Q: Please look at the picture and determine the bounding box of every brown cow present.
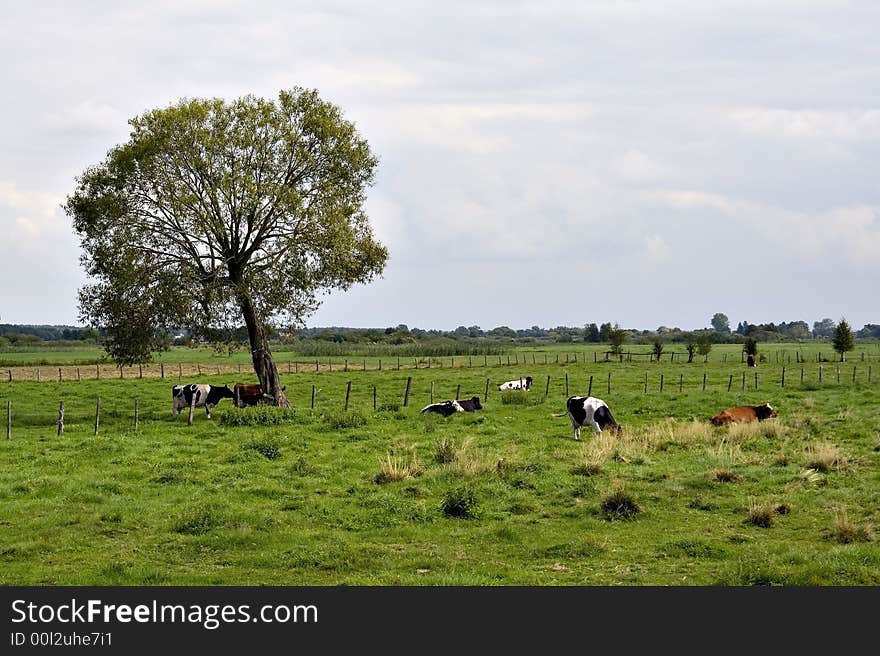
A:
[233,383,274,407]
[710,402,777,426]
[746,354,756,367]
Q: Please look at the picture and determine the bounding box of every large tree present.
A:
[66,88,388,406]
[710,313,730,333]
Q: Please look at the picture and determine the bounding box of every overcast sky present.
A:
[1,1,878,332]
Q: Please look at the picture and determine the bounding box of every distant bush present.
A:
[376,402,400,413]
[600,489,640,520]
[217,405,297,426]
[172,503,223,535]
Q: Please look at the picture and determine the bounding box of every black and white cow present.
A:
[456,396,483,412]
[498,376,533,391]
[564,396,622,440]
[172,384,235,418]
[420,400,464,417]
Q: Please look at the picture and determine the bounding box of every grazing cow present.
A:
[498,376,533,391]
[171,384,235,418]
[420,400,464,417]
[747,354,756,367]
[456,396,483,412]
[710,403,777,426]
[564,396,622,441]
[233,383,273,408]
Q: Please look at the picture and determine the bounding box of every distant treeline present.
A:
[2,319,878,350]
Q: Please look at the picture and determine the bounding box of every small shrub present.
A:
[688,496,715,511]
[500,390,543,406]
[217,405,297,426]
[325,411,367,430]
[600,489,640,520]
[172,504,223,535]
[377,403,400,413]
[243,437,281,460]
[441,485,479,518]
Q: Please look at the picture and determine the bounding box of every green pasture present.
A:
[1,346,878,585]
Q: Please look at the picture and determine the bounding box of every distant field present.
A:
[1,343,878,585]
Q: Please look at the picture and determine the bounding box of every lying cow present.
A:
[420,400,464,417]
[710,403,777,426]
[420,396,483,416]
[456,396,482,412]
[564,396,622,441]
[171,383,234,418]
[498,376,533,391]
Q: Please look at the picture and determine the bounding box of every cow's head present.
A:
[524,376,533,387]
[217,385,235,398]
[469,396,482,410]
[756,403,777,420]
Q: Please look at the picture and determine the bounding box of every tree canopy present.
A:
[66,88,388,405]
[832,318,855,361]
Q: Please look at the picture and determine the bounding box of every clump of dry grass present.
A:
[828,507,874,544]
[571,461,603,477]
[803,396,814,409]
[436,438,498,477]
[375,446,424,484]
[726,420,785,442]
[770,452,790,467]
[804,442,847,472]
[797,468,825,487]
[707,438,744,465]
[746,497,776,528]
[630,419,709,450]
[711,468,739,483]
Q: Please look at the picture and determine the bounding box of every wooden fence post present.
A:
[344,381,352,411]
[7,369,11,382]
[379,359,382,371]
[819,365,823,383]
[119,366,123,379]
[702,373,707,392]
[587,375,593,397]
[139,364,143,379]
[36,368,40,382]
[430,381,435,404]
[836,366,840,384]
[607,372,612,395]
[373,385,377,410]
[311,385,316,409]
[178,363,182,380]
[754,371,758,390]
[679,374,683,393]
[456,384,461,400]
[868,366,872,384]
[134,398,139,430]
[728,374,733,392]
[800,368,804,384]
[6,400,10,439]
[94,398,100,435]
[485,378,490,402]
[57,401,64,436]
[316,360,319,373]
[58,368,62,382]
[403,377,412,407]
[197,363,201,376]
[344,360,348,372]
[644,371,648,394]
[160,363,164,379]
[660,374,664,393]
[97,364,100,379]
[544,375,551,402]
[77,367,81,381]
[781,367,785,388]
[741,372,745,390]
[565,372,569,396]
[852,366,856,383]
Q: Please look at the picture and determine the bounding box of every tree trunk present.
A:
[236,287,290,408]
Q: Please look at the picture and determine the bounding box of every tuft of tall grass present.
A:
[599,487,640,520]
[441,485,479,519]
[828,507,873,544]
[804,442,847,472]
[375,450,424,484]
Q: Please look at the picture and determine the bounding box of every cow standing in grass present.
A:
[172,384,235,418]
[564,396,622,441]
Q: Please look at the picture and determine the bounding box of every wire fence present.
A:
[2,362,874,439]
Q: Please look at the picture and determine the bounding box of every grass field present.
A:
[1,343,878,585]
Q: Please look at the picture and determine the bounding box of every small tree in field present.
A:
[832,318,855,362]
[65,88,387,406]
[696,334,713,360]
[609,325,626,356]
[651,337,664,361]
